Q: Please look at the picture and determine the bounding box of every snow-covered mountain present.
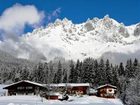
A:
[2,15,140,63]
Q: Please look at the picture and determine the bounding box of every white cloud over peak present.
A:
[0,3,45,39]
[0,4,46,61]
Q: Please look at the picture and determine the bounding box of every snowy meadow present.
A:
[0,95,123,105]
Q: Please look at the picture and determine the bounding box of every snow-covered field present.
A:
[0,95,123,105]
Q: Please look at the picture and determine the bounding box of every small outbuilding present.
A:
[97,84,117,98]
[46,92,60,100]
[3,80,47,96]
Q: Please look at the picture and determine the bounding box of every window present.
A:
[17,87,24,90]
[26,87,33,89]
[17,86,33,90]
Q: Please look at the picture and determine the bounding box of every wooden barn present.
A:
[49,83,90,95]
[97,84,117,98]
[3,80,47,96]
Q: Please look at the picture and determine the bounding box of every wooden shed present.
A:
[46,92,60,100]
[3,80,47,96]
[97,84,117,98]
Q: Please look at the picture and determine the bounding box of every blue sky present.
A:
[0,0,140,33]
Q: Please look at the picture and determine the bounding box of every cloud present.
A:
[0,4,62,61]
[0,3,45,40]
[0,4,46,61]
[0,39,47,61]
[47,8,61,22]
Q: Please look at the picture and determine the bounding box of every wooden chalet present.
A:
[49,83,90,95]
[3,80,47,96]
[97,84,117,98]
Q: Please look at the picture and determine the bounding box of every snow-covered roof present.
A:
[48,83,90,87]
[97,84,117,90]
[3,80,45,89]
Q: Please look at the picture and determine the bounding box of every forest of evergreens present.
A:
[0,57,140,105]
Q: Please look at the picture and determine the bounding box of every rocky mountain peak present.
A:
[3,15,140,63]
[134,23,140,36]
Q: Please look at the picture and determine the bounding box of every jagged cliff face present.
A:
[1,15,140,63]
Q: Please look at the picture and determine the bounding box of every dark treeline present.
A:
[0,58,140,105]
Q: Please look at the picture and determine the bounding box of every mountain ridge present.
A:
[1,15,140,64]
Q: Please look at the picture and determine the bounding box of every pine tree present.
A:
[63,69,68,83]
[98,59,106,85]
[93,60,99,86]
[53,61,63,83]
[69,60,75,83]
[77,61,83,83]
[125,59,133,78]
[105,59,112,84]
[48,61,55,83]
[119,77,129,105]
[112,66,119,86]
[118,62,125,76]
[82,58,94,83]
[123,74,140,105]
[133,58,139,77]
[44,62,49,84]
[14,66,22,82]
[33,63,45,83]
[21,66,29,80]
[75,60,80,83]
